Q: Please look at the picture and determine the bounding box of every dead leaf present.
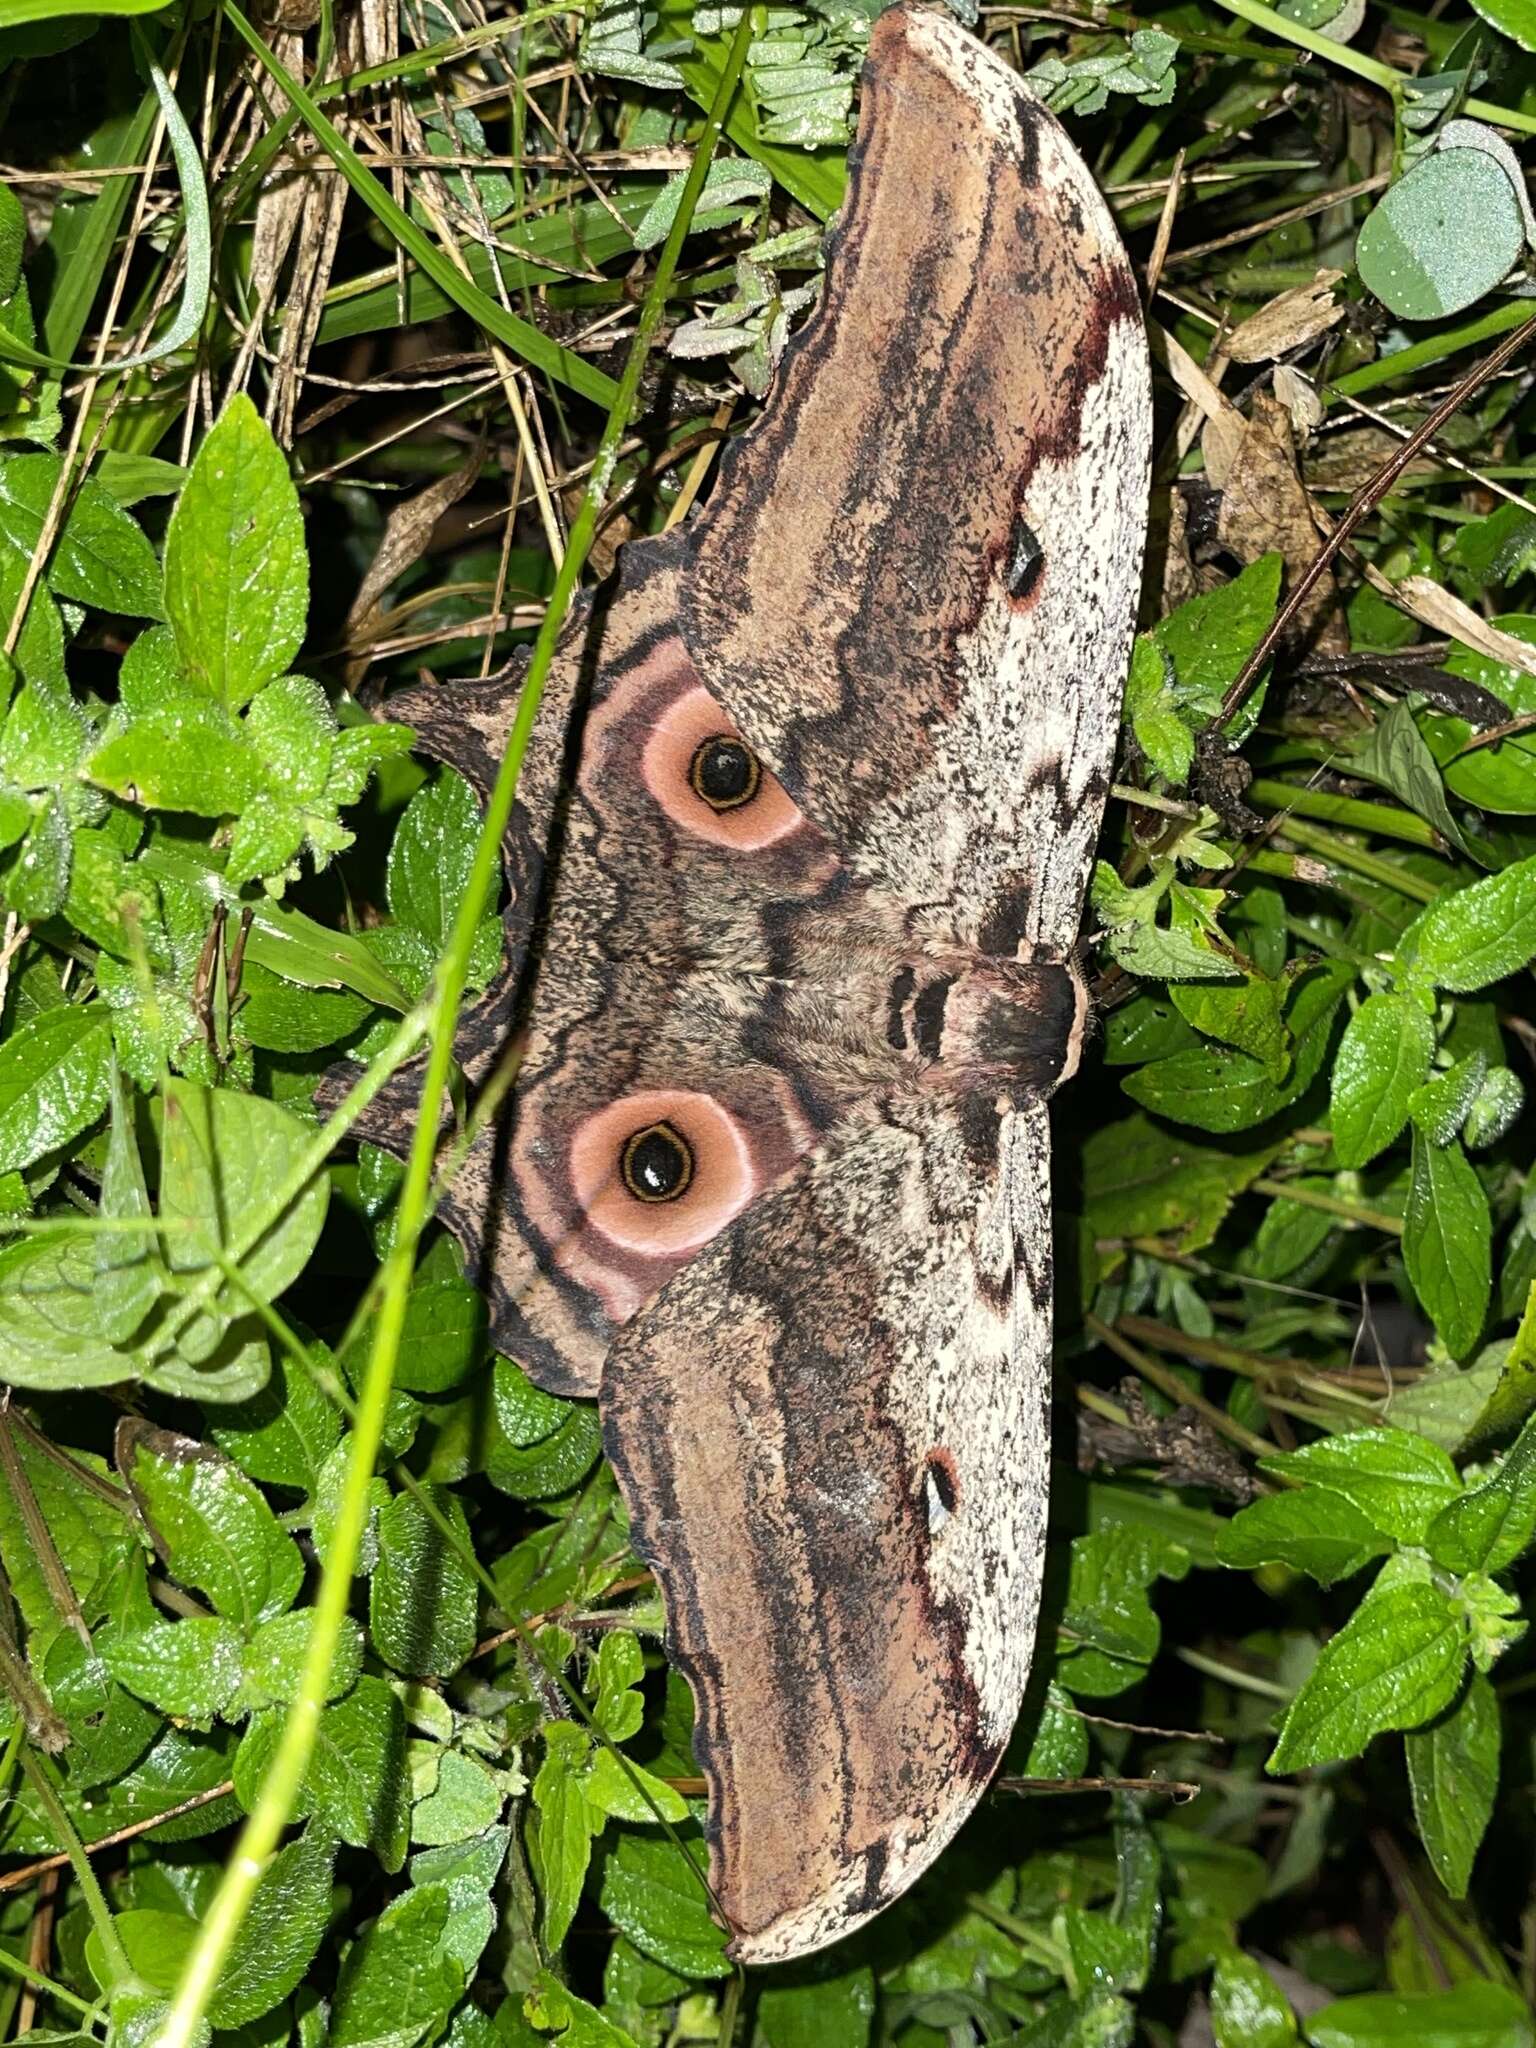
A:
[1216,392,1345,650]
[1227,269,1345,365]
[1273,363,1323,439]
[1161,324,1244,481]
[343,440,486,685]
[1386,574,1536,681]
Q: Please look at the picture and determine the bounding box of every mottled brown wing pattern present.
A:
[678,6,1151,956]
[346,538,874,1396]
[603,1099,1054,1962]
[335,0,1150,1965]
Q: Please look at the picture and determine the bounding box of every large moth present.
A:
[345,3,1151,1963]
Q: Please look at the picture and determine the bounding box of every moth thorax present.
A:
[896,956,1082,1100]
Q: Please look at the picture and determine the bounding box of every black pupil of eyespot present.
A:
[622,1123,691,1202]
[927,1456,958,1516]
[1007,517,1044,600]
[691,736,758,810]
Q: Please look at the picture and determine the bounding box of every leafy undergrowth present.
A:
[5,0,1536,2044]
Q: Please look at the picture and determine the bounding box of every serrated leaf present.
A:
[1081,1113,1277,1252]
[1405,1673,1499,1900]
[532,1722,602,1952]
[158,1077,329,1328]
[233,1676,409,1869]
[1400,853,1536,995]
[755,1963,876,2048]
[387,768,495,950]
[163,394,307,710]
[1259,1428,1461,1545]
[1404,1130,1491,1360]
[598,1831,731,1979]
[1124,962,1352,1133]
[1268,1580,1468,1773]
[0,1003,112,1174]
[0,451,162,618]
[209,1345,343,1493]
[103,1616,243,1723]
[1427,1407,1536,1572]
[1217,1488,1389,1587]
[1331,992,1436,1168]
[370,1488,478,1677]
[118,1420,303,1628]
[1350,701,1470,856]
[330,1885,464,2048]
[212,1827,338,2028]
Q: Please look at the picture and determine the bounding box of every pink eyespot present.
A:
[641,686,803,849]
[569,1090,758,1255]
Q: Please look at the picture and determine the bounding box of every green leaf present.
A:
[330,1885,464,2048]
[1268,1579,1468,1773]
[754,1964,875,2048]
[1017,1680,1090,1779]
[410,1747,507,1846]
[591,1630,645,1741]
[1123,962,1353,1133]
[598,1831,731,1979]
[1405,1673,1500,1900]
[524,1973,637,2048]
[1426,1407,1536,1572]
[209,1345,344,1493]
[387,769,496,950]
[118,1419,303,1628]
[1404,1130,1491,1360]
[1331,993,1437,1168]
[1124,634,1192,783]
[241,1608,363,1708]
[235,1685,405,1869]
[393,1237,487,1394]
[0,452,162,617]
[532,1722,602,1953]
[103,1616,244,1723]
[1259,1427,1461,1545]
[158,1077,329,1328]
[1470,0,1536,48]
[1400,853,1536,994]
[1306,1981,1533,2048]
[1409,1053,1488,1147]
[1349,700,1471,856]
[1357,149,1526,322]
[236,962,369,1053]
[1155,553,1284,741]
[1423,618,1536,813]
[370,1489,478,1678]
[163,394,308,710]
[1080,1114,1277,1253]
[211,1826,338,2028]
[0,1003,112,1174]
[1217,1488,1390,1587]
[1210,1948,1297,2048]
[581,1746,688,1825]
[1170,968,1290,1080]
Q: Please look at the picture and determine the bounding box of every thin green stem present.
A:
[1176,1645,1291,1702]
[1247,778,1446,853]
[0,1945,104,2026]
[156,22,755,2045]
[1252,1176,1404,1237]
[1211,0,1536,134]
[19,1752,131,1986]
[1270,817,1442,903]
